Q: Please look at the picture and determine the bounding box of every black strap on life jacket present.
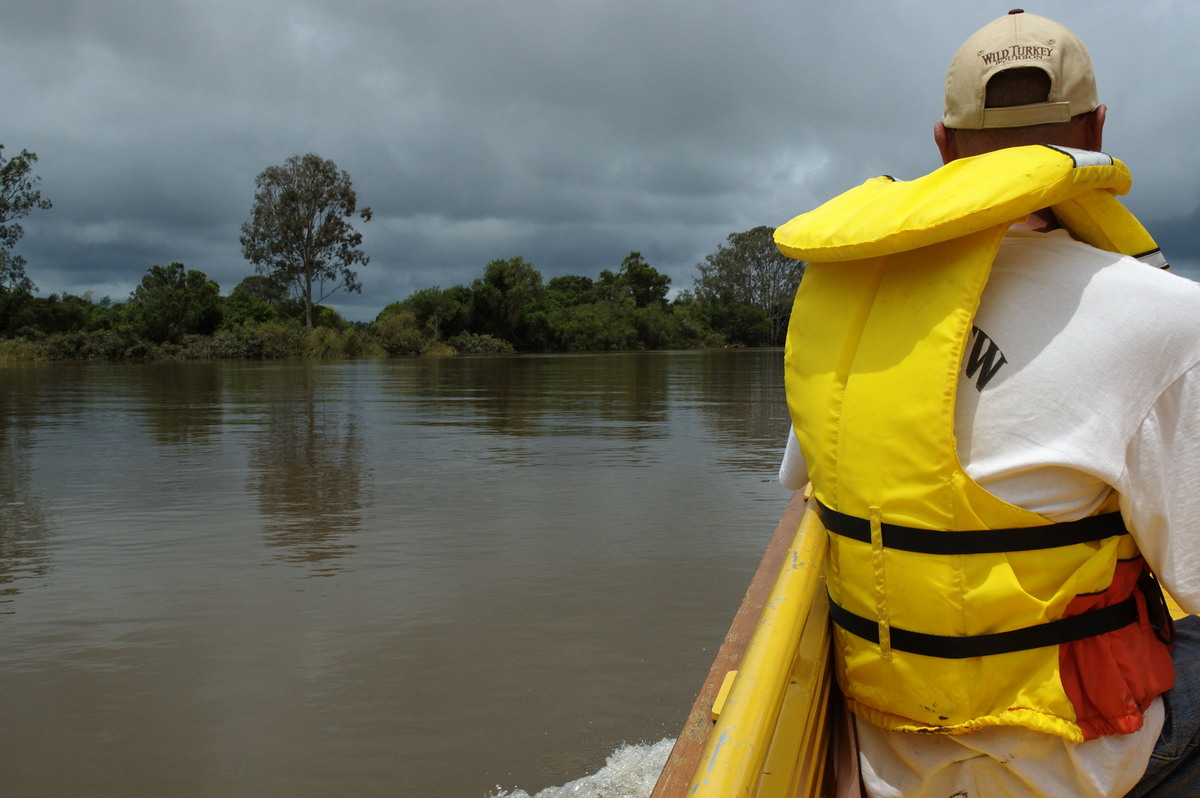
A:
[815,500,1171,657]
[814,499,1127,555]
[1140,569,1177,645]
[827,593,1140,659]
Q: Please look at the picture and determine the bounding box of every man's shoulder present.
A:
[987,230,1200,369]
[1003,230,1200,302]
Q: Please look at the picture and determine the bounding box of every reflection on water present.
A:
[0,351,793,797]
[0,367,52,605]
[129,361,226,447]
[245,366,369,571]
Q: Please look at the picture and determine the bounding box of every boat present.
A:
[650,489,1189,798]
[649,489,845,798]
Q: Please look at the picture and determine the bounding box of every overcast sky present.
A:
[4,0,1199,321]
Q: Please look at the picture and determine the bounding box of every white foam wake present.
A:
[489,738,674,798]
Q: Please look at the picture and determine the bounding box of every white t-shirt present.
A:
[779,229,1200,798]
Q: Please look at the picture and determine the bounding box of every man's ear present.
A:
[934,121,957,164]
[1087,104,1107,151]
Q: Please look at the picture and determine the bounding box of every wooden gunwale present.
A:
[649,490,810,798]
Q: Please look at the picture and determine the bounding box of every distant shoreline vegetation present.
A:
[0,146,806,362]
[0,232,806,363]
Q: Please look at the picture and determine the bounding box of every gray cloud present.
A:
[5,0,1199,321]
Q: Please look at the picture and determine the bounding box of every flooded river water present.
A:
[0,350,793,797]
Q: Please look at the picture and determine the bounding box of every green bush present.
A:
[257,322,307,358]
[446,332,515,355]
[180,328,267,359]
[304,326,346,358]
[341,329,365,357]
[35,330,158,360]
[0,338,39,361]
[421,341,457,357]
[372,312,425,356]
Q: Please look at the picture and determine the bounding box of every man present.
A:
[777,10,1200,797]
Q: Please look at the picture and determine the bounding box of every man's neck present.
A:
[1012,208,1060,233]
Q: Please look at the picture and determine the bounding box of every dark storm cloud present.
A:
[4,0,1200,319]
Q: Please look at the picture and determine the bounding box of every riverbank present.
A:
[0,324,522,362]
[0,316,754,362]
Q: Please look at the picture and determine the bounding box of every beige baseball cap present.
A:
[943,9,1098,129]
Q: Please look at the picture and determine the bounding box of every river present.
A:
[0,350,793,797]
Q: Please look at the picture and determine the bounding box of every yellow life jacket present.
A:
[777,145,1175,742]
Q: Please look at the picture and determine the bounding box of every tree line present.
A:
[0,147,806,360]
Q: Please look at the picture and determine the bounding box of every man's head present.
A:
[935,10,1105,162]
